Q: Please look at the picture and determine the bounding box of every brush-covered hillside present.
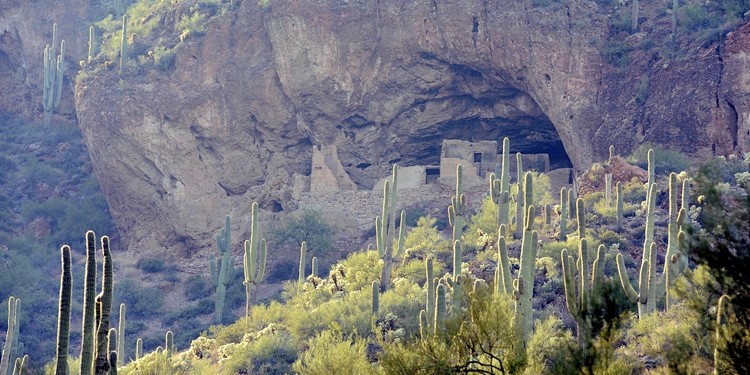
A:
[4,140,750,374]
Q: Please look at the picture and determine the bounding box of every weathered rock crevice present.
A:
[2,0,749,259]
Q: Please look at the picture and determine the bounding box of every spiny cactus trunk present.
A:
[94,236,113,375]
[1,297,18,375]
[81,231,97,375]
[55,246,72,375]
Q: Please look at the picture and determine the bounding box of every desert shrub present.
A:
[151,45,177,71]
[115,279,164,317]
[402,215,451,262]
[137,257,167,273]
[393,258,447,286]
[524,316,578,375]
[184,274,213,301]
[266,258,297,283]
[219,327,299,375]
[270,210,332,256]
[162,299,214,326]
[293,328,377,375]
[629,143,691,175]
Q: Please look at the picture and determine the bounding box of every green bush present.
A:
[184,274,213,301]
[629,143,691,175]
[270,210,333,256]
[115,279,164,317]
[137,257,167,273]
[293,328,377,375]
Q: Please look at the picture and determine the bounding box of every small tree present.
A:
[271,210,333,256]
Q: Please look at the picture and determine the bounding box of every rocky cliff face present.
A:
[3,0,748,258]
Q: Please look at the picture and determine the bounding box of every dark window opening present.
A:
[426,167,440,184]
[473,152,482,163]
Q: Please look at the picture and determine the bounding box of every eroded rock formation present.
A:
[2,0,748,258]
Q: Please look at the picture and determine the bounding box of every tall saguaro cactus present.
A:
[81,231,98,375]
[616,181,624,227]
[561,239,605,349]
[88,26,96,62]
[43,23,65,125]
[55,246,72,375]
[448,164,467,244]
[617,185,658,319]
[490,138,511,233]
[94,236,114,375]
[210,215,235,324]
[714,295,730,375]
[514,153,525,238]
[425,257,435,332]
[377,165,403,292]
[244,202,267,317]
[434,284,447,337]
[119,15,128,75]
[559,188,568,241]
[298,241,307,285]
[1,297,20,375]
[116,304,125,368]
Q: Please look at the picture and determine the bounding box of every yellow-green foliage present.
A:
[619,304,707,373]
[393,258,446,286]
[177,10,208,41]
[523,316,577,375]
[215,326,297,375]
[402,215,451,261]
[292,328,378,375]
[119,349,186,375]
[466,171,554,247]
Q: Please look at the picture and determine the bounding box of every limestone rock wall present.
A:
[48,0,750,258]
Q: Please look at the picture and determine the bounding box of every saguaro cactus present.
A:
[495,225,511,294]
[55,246,72,375]
[371,281,380,314]
[94,236,114,375]
[135,339,142,361]
[244,202,267,317]
[616,181,624,227]
[81,231,98,375]
[88,26,96,62]
[116,304,125,368]
[377,165,403,292]
[515,207,538,344]
[452,274,463,315]
[617,183,657,318]
[561,239,605,349]
[298,242,307,285]
[490,138,512,233]
[714,295,730,375]
[119,15,128,75]
[210,215,235,324]
[1,297,20,375]
[311,257,318,278]
[11,355,27,375]
[434,284,446,337]
[418,310,428,341]
[43,23,65,125]
[559,188,568,241]
[605,173,613,209]
[425,257,435,332]
[165,331,174,354]
[452,240,462,280]
[514,153,525,238]
[448,165,467,244]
